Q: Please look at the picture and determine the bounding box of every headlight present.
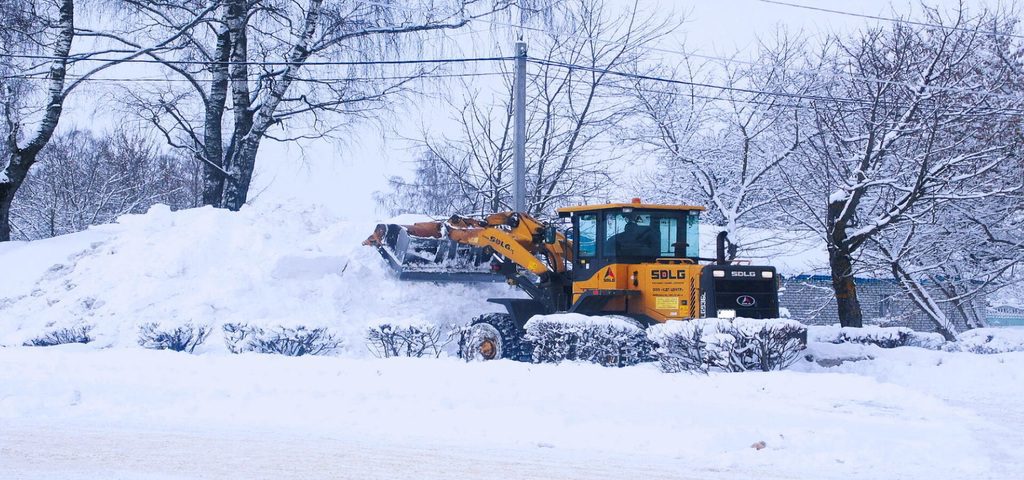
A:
[761,271,774,279]
[718,309,737,319]
[712,270,725,278]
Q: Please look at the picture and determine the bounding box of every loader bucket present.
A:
[363,222,504,283]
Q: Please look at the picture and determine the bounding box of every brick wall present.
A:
[780,275,981,333]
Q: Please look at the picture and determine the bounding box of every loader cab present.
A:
[557,200,704,273]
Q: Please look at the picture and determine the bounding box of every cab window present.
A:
[685,211,700,258]
[606,213,659,257]
[657,217,678,256]
[577,214,597,257]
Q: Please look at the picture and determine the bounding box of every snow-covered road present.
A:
[2,424,715,480]
[3,346,1022,479]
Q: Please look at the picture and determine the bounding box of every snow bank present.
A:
[947,327,1024,354]
[0,347,1008,480]
[0,203,512,355]
[809,325,946,350]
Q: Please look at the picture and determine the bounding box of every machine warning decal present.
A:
[603,268,615,282]
[655,297,679,310]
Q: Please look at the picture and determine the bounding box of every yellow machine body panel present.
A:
[571,260,704,322]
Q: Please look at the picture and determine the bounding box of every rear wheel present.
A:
[459,313,528,362]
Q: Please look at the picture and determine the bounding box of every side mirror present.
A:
[544,225,558,244]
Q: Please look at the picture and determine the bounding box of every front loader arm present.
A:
[363,211,572,276]
[469,227,549,275]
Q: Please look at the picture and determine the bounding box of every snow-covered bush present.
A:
[646,319,734,374]
[648,318,806,373]
[731,319,808,371]
[137,322,212,353]
[946,328,1024,354]
[837,326,912,348]
[524,314,651,367]
[808,325,946,350]
[366,321,451,358]
[905,331,947,350]
[806,325,842,344]
[24,325,94,346]
[223,323,342,356]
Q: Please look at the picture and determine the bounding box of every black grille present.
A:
[700,265,780,319]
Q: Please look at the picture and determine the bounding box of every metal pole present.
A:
[513,41,527,213]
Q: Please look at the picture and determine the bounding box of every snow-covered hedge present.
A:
[809,325,946,350]
[138,322,211,353]
[223,324,342,356]
[524,314,651,367]
[840,326,912,348]
[945,328,1024,354]
[647,318,806,373]
[905,331,947,350]
[366,320,451,358]
[23,324,94,346]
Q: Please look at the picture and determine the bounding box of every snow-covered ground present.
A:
[1,204,1022,479]
[1,345,1022,479]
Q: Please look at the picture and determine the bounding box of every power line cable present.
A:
[0,53,514,67]
[532,57,1024,115]
[532,57,870,106]
[0,70,508,83]
[621,82,1024,117]
[756,0,1024,41]
[352,0,1024,102]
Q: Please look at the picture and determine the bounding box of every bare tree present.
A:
[10,127,201,240]
[377,0,674,217]
[0,0,213,242]
[115,0,515,212]
[867,197,1024,339]
[632,33,819,260]
[784,5,1024,327]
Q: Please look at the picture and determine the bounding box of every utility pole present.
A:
[513,41,527,213]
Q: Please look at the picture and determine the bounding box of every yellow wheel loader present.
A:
[363,199,780,361]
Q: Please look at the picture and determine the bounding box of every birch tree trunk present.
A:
[0,0,74,242]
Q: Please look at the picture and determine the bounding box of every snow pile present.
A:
[809,325,946,350]
[906,331,948,349]
[648,317,806,373]
[524,313,649,366]
[946,327,1024,354]
[0,203,511,355]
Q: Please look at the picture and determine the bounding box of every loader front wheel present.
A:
[460,313,526,362]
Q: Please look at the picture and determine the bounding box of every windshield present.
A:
[605,210,698,258]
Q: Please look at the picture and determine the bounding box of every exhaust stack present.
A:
[716,231,730,265]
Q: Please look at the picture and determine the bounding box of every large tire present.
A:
[459,313,530,362]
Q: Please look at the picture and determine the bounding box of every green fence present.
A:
[988,307,1024,327]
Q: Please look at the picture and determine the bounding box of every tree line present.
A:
[1,0,1021,336]
[376,1,1024,337]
